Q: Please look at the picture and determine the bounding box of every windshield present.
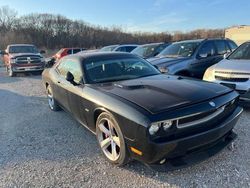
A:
[99,45,119,52]
[9,45,39,54]
[228,42,250,60]
[157,41,200,58]
[132,44,164,58]
[84,57,160,84]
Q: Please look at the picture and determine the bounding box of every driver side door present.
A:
[191,41,217,78]
[62,59,88,126]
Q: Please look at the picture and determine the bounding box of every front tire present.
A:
[46,85,61,111]
[96,112,129,166]
[7,66,15,77]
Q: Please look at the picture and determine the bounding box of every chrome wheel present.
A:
[47,86,55,110]
[97,118,121,161]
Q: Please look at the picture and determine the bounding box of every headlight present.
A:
[41,57,45,62]
[149,123,160,135]
[10,58,16,64]
[149,120,173,135]
[159,66,169,74]
[203,66,215,81]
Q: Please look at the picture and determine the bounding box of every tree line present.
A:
[0,6,225,50]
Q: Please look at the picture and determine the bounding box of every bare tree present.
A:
[0,6,225,51]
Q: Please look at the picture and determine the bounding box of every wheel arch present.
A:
[93,107,110,129]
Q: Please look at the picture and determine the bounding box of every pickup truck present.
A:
[0,44,46,77]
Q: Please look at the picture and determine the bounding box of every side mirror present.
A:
[45,58,55,68]
[40,50,46,54]
[66,71,74,83]
[198,52,208,59]
[0,50,7,55]
[223,52,230,59]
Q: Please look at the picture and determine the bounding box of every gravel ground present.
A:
[0,67,250,188]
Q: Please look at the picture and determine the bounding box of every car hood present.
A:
[9,53,42,58]
[148,56,191,66]
[213,59,250,73]
[95,74,231,114]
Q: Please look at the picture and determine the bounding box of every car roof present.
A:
[8,44,36,47]
[61,47,85,50]
[138,42,165,47]
[173,38,230,44]
[101,44,119,48]
[117,44,138,47]
[174,39,205,44]
[63,52,137,63]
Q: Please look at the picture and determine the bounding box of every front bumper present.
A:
[12,66,44,72]
[209,80,250,102]
[136,106,243,170]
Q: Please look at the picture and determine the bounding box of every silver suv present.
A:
[203,41,250,103]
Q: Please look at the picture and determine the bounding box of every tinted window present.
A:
[125,46,137,52]
[214,40,228,55]
[228,42,250,60]
[73,49,81,54]
[57,60,82,83]
[115,47,126,52]
[84,56,160,84]
[198,41,216,57]
[228,40,238,51]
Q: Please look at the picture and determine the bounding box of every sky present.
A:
[0,0,250,33]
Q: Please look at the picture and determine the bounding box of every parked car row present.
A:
[1,37,248,170]
[148,38,238,78]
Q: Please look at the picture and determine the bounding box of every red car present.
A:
[53,48,86,61]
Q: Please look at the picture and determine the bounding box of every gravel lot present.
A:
[0,67,250,188]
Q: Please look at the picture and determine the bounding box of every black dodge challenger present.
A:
[42,52,243,170]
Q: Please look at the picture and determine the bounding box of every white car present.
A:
[203,41,250,102]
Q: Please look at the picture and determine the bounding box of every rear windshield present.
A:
[9,46,38,53]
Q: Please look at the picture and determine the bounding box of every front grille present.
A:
[15,56,42,64]
[215,71,250,75]
[177,106,226,129]
[237,90,247,95]
[215,75,249,82]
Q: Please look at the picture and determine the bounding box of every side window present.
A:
[57,60,82,83]
[57,60,68,77]
[67,49,72,55]
[126,46,136,52]
[228,40,238,51]
[214,40,228,55]
[73,49,81,54]
[68,61,82,83]
[198,41,216,58]
[116,47,126,52]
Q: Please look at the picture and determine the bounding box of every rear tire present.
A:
[96,112,129,166]
[46,85,61,111]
